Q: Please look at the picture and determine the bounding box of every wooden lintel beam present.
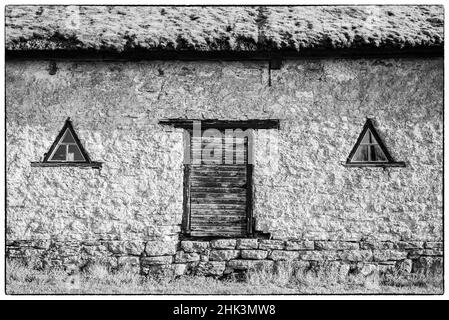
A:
[159,119,280,130]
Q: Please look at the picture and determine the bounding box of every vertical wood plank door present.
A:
[187,132,251,237]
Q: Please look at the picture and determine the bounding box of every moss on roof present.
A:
[5,5,444,53]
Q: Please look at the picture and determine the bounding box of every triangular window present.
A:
[31,118,101,168]
[48,129,87,162]
[44,119,91,163]
[345,119,405,167]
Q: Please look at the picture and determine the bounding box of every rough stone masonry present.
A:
[6,57,443,279]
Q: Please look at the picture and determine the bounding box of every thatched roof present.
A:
[5,5,444,55]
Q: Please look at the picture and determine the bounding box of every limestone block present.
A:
[123,241,145,256]
[54,242,80,257]
[236,239,259,249]
[424,242,443,249]
[29,240,51,250]
[269,250,299,261]
[105,241,125,255]
[373,250,408,261]
[226,259,274,271]
[299,251,338,261]
[408,249,443,259]
[241,250,268,260]
[210,239,237,249]
[259,240,285,250]
[174,251,200,263]
[338,250,373,262]
[81,243,110,258]
[285,240,314,250]
[209,250,240,261]
[395,241,424,250]
[181,241,210,253]
[360,241,395,250]
[315,241,359,251]
[141,255,173,266]
[145,241,177,256]
[6,247,24,258]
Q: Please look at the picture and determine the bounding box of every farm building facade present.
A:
[5,6,443,278]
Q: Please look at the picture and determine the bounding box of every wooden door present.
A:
[183,131,252,237]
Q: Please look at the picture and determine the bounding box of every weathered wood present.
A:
[191,203,246,209]
[191,173,245,179]
[192,143,247,148]
[191,191,246,197]
[191,210,246,215]
[190,187,246,193]
[160,119,280,130]
[191,171,245,177]
[342,162,406,167]
[191,217,247,224]
[190,225,247,232]
[183,128,254,237]
[182,164,191,234]
[191,144,247,149]
[183,130,191,165]
[191,198,246,204]
[191,151,247,156]
[190,172,246,177]
[190,206,246,212]
[190,231,246,237]
[192,136,247,141]
[191,142,247,147]
[190,193,246,199]
[191,164,246,170]
[191,211,246,216]
[190,159,248,164]
[31,162,103,168]
[191,165,246,170]
[191,182,246,188]
[190,160,247,166]
[246,164,254,236]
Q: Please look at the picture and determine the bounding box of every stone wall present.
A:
[6,239,443,280]
[6,58,443,275]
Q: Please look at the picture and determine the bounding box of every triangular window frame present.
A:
[43,118,91,163]
[32,118,102,168]
[344,119,405,167]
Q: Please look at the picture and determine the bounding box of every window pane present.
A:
[68,145,85,161]
[353,145,369,162]
[371,145,387,162]
[62,129,76,143]
[50,145,66,161]
[361,131,370,144]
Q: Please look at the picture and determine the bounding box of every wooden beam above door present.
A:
[159,119,280,130]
